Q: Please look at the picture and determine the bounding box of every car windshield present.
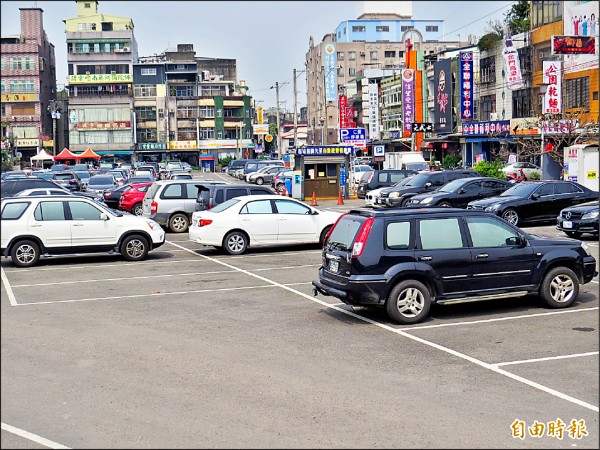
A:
[439,179,470,193]
[500,183,538,197]
[392,176,414,187]
[210,198,240,213]
[405,173,432,186]
[89,176,113,185]
[74,171,90,179]
[327,215,365,251]
[405,162,429,171]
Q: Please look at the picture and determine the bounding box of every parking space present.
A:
[1,220,598,448]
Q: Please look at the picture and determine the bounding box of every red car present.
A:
[118,182,153,216]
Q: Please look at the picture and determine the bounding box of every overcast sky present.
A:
[1,0,514,110]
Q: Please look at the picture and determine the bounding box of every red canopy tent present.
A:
[53,148,80,161]
[76,148,101,160]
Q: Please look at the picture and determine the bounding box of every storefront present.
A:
[294,145,353,200]
[95,150,134,166]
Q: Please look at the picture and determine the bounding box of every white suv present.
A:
[1,195,165,267]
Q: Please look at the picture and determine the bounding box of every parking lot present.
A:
[1,174,598,448]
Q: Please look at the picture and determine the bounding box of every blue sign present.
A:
[339,128,366,146]
[460,120,511,136]
[295,146,354,156]
[340,168,346,186]
[323,42,337,102]
[389,131,402,139]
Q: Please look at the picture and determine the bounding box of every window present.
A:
[337,52,345,60]
[466,217,519,248]
[133,84,156,97]
[426,25,439,32]
[9,80,35,93]
[401,26,411,32]
[555,182,580,194]
[84,2,91,7]
[161,184,183,199]
[348,67,356,76]
[137,128,157,143]
[428,173,446,186]
[68,201,103,220]
[77,23,96,31]
[384,51,396,58]
[1,202,30,220]
[532,0,562,28]
[185,184,200,199]
[348,51,356,60]
[370,51,378,60]
[376,26,390,32]
[223,188,248,201]
[480,56,496,84]
[337,67,344,76]
[198,106,214,117]
[352,26,366,32]
[9,57,35,70]
[11,104,36,115]
[534,184,554,196]
[419,218,463,250]
[512,89,531,119]
[241,199,272,214]
[176,106,198,118]
[135,107,157,121]
[480,95,496,121]
[566,77,590,109]
[386,221,411,250]
[34,202,66,221]
[199,128,214,139]
[275,199,311,215]
[141,68,157,76]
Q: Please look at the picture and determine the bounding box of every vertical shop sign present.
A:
[368,79,380,140]
[459,52,473,120]
[503,28,526,90]
[543,61,562,114]
[434,58,453,133]
[402,69,415,131]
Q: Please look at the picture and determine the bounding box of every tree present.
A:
[477,20,503,52]
[504,0,530,35]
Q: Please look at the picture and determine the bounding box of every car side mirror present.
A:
[458,188,466,194]
[505,236,526,247]
[530,193,540,200]
[100,213,109,221]
[424,182,432,188]
[311,209,319,215]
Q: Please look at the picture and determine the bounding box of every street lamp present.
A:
[47,100,62,157]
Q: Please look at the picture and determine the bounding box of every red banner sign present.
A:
[552,35,596,55]
[77,121,131,130]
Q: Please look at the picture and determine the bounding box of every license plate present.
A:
[329,260,339,273]
[563,220,573,229]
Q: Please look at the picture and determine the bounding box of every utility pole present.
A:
[275,81,281,159]
[293,68,298,152]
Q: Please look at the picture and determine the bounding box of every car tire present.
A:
[169,213,189,233]
[565,231,582,239]
[223,231,248,255]
[319,226,332,246]
[501,208,519,226]
[10,239,40,268]
[255,177,264,185]
[438,201,452,208]
[132,203,143,216]
[120,234,149,261]
[386,279,431,324]
[400,197,411,208]
[539,266,579,308]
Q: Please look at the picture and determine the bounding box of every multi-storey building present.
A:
[64,0,137,161]
[1,7,57,162]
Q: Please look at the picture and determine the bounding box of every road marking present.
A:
[493,351,599,367]
[400,307,600,331]
[0,258,206,273]
[1,422,69,449]
[167,239,600,413]
[0,266,17,306]
[592,280,599,284]
[213,250,322,259]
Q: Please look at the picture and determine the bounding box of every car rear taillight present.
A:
[351,217,374,258]
[104,192,111,198]
[150,201,158,214]
[323,213,347,247]
[199,219,213,227]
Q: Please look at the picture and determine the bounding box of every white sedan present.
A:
[501,162,541,178]
[189,195,343,255]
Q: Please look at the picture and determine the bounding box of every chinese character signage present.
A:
[411,123,433,132]
[339,128,366,146]
[563,1,599,73]
[16,139,40,147]
[460,120,511,136]
[459,52,474,119]
[434,58,452,133]
[69,74,133,84]
[138,142,166,150]
[323,42,337,102]
[401,69,414,132]
[295,146,354,156]
[502,29,525,90]
[552,35,597,54]
[1,93,39,102]
[368,79,380,140]
[169,141,197,150]
[542,61,562,114]
[77,121,131,130]
[257,106,263,125]
[253,124,269,135]
[339,95,349,129]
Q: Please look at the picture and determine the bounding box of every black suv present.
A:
[379,169,479,208]
[312,208,597,325]
[195,184,276,211]
[407,177,513,208]
[1,178,62,198]
[357,169,417,199]
[50,171,84,192]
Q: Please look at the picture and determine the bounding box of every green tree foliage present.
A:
[504,0,530,35]
[473,160,505,179]
[443,155,462,169]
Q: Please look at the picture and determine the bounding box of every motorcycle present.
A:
[506,168,527,184]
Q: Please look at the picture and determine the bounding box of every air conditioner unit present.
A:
[122,47,130,52]
[360,51,366,56]
[490,112,498,120]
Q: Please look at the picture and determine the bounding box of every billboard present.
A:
[563,1,599,73]
[433,58,453,133]
[552,35,596,54]
[459,52,474,120]
[368,80,380,140]
[402,69,415,132]
[339,128,366,147]
[323,42,337,102]
[542,61,562,114]
[502,29,525,90]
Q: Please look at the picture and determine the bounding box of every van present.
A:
[357,169,417,199]
[195,184,276,211]
[142,180,225,232]
[243,160,286,181]
[226,159,249,176]
[383,152,429,172]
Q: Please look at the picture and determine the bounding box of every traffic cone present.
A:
[337,190,344,205]
[311,192,318,206]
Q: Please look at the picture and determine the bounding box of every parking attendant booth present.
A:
[295,145,353,201]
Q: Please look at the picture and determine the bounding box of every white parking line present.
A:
[0,258,205,273]
[1,422,69,449]
[493,351,599,367]
[167,239,600,413]
[1,266,17,306]
[214,250,322,259]
[398,307,600,331]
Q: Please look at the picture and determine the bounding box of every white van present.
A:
[383,152,429,172]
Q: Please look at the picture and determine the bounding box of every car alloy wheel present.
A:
[132,203,143,216]
[438,201,452,208]
[169,213,189,233]
[121,235,149,261]
[11,240,40,268]
[386,280,431,324]
[540,267,579,308]
[255,177,264,185]
[224,231,248,255]
[501,208,519,225]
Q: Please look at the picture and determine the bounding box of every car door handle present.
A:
[476,253,489,259]
[279,217,287,221]
[72,223,84,226]
[240,218,250,221]
[30,224,42,227]
[419,256,432,261]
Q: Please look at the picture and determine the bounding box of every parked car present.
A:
[1,171,29,181]
[365,176,415,208]
[31,170,54,180]
[556,200,599,238]
[271,170,294,189]
[142,180,226,233]
[135,167,158,181]
[86,174,119,197]
[169,172,193,180]
[501,162,541,179]
[379,169,480,208]
[195,184,276,211]
[128,175,155,184]
[243,160,286,180]
[357,169,418,199]
[108,169,129,185]
[226,159,249,176]
[189,195,343,255]
[467,180,599,226]
[350,164,374,186]
[73,170,92,191]
[312,207,598,325]
[103,184,134,209]
[118,182,154,216]
[72,163,91,172]
[247,166,288,185]
[408,177,513,208]
[50,171,84,192]
[49,164,68,172]
[1,178,62,199]
[13,187,105,203]
[1,195,165,267]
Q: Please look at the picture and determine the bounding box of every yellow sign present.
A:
[1,93,39,102]
[587,171,597,179]
[265,134,273,143]
[257,106,263,125]
[168,141,197,150]
[16,138,40,147]
[69,74,133,84]
[43,140,54,147]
